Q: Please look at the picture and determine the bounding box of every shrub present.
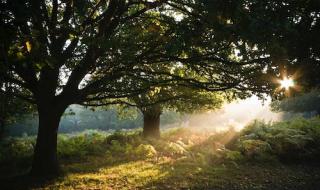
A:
[0,137,35,175]
[134,144,157,158]
[58,131,107,159]
[237,139,273,161]
[163,142,188,156]
[237,117,320,162]
[225,150,243,161]
[105,131,128,145]
[104,130,143,146]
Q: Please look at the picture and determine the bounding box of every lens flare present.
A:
[280,77,294,90]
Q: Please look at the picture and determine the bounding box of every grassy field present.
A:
[1,118,320,189]
[2,153,320,190]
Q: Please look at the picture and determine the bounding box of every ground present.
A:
[1,155,320,190]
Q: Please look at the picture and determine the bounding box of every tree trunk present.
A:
[142,105,161,138]
[0,92,6,140]
[0,119,4,140]
[30,105,66,177]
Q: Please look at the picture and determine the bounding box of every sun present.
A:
[280,77,294,90]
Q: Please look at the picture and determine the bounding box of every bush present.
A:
[237,117,320,162]
[58,131,107,159]
[209,150,244,164]
[135,144,157,158]
[105,130,143,145]
[238,139,273,161]
[164,142,188,156]
[0,137,35,175]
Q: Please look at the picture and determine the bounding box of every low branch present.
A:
[0,88,35,104]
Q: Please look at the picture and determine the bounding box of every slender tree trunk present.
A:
[30,104,66,177]
[142,105,161,138]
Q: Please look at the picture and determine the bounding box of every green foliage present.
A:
[271,89,320,115]
[163,141,188,156]
[115,105,140,121]
[225,150,244,161]
[237,139,273,161]
[105,130,143,145]
[58,131,107,159]
[131,85,227,118]
[0,137,34,162]
[0,84,35,138]
[2,117,320,178]
[107,140,131,155]
[0,136,34,175]
[135,144,157,158]
[238,118,320,161]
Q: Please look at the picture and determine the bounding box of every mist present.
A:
[6,96,305,137]
[171,96,284,131]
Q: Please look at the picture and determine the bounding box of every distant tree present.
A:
[105,63,230,138]
[0,81,34,139]
[271,89,320,115]
[0,0,270,176]
[130,85,225,138]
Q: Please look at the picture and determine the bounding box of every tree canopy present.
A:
[205,0,320,94]
[0,0,270,109]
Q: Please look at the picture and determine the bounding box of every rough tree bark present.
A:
[142,105,162,138]
[30,102,67,177]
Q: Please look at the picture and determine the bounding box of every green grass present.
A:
[7,156,319,190]
[1,118,320,189]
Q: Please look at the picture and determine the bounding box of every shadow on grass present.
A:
[141,158,320,190]
[139,135,320,190]
[0,154,145,190]
[0,173,58,190]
